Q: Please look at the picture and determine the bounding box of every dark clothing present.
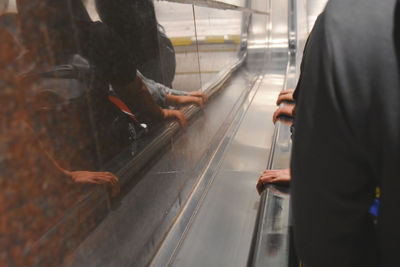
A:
[17,0,137,86]
[79,21,137,86]
[15,0,156,162]
[395,0,400,66]
[95,0,165,85]
[16,0,92,62]
[0,121,87,266]
[291,0,400,266]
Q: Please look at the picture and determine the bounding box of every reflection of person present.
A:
[0,26,120,194]
[140,71,208,110]
[1,27,120,265]
[0,27,20,70]
[291,0,400,266]
[16,0,184,126]
[95,0,166,85]
[42,143,119,195]
[0,0,8,13]
[96,0,204,113]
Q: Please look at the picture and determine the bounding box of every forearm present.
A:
[165,88,189,96]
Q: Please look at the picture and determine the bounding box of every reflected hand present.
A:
[108,183,120,198]
[69,171,119,185]
[273,104,295,124]
[256,169,290,194]
[189,91,208,103]
[276,89,295,105]
[69,171,120,197]
[162,109,187,127]
[190,96,204,108]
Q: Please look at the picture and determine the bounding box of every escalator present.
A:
[65,0,290,265]
[0,0,327,265]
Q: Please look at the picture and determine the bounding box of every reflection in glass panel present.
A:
[210,0,247,10]
[154,1,200,91]
[193,6,243,87]
[1,0,251,265]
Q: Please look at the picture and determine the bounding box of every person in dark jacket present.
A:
[291,0,400,266]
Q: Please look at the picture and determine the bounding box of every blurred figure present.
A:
[95,0,203,111]
[140,72,207,110]
[95,0,172,86]
[16,0,185,125]
[0,25,120,266]
[0,14,119,196]
[291,0,400,266]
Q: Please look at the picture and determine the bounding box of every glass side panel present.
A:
[193,6,243,87]
[0,0,250,265]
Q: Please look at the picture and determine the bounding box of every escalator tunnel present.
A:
[0,0,327,266]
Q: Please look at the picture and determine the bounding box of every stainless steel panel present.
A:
[161,0,269,14]
[192,6,243,87]
[171,72,286,267]
[150,75,263,267]
[252,187,290,267]
[155,1,202,91]
[163,0,289,265]
[63,0,306,266]
[64,67,260,267]
[250,1,329,266]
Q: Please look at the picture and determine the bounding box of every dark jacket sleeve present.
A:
[291,0,400,266]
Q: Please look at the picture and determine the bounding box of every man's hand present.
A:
[162,109,187,127]
[273,104,295,124]
[189,91,208,103]
[256,169,291,194]
[276,89,295,105]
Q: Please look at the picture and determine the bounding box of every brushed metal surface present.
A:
[170,73,286,267]
[252,186,290,267]
[165,0,289,265]
[150,75,263,267]
[250,1,328,266]
[61,0,314,265]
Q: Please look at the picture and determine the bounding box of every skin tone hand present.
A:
[273,104,295,124]
[67,171,120,198]
[163,91,207,125]
[166,95,205,108]
[276,89,295,105]
[256,168,291,194]
[162,108,187,127]
[188,96,204,108]
[27,122,121,197]
[189,91,208,104]
[67,171,118,185]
